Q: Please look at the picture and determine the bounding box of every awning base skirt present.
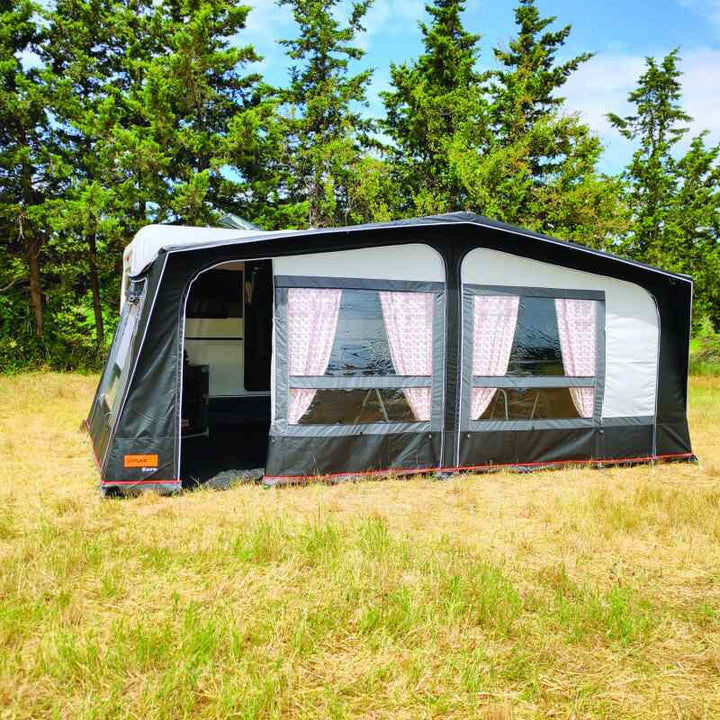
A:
[262,452,696,486]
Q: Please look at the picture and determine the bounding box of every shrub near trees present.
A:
[0,0,718,371]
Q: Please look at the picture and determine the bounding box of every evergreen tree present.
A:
[672,135,720,328]
[0,0,59,340]
[382,0,487,213]
[448,0,624,248]
[609,51,720,328]
[492,0,592,152]
[41,0,274,351]
[41,0,146,349]
[608,51,690,261]
[277,0,374,227]
[145,0,270,225]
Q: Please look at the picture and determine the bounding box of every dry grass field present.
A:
[0,373,719,719]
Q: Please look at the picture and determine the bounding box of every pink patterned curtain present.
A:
[555,299,596,418]
[287,288,342,424]
[379,291,434,421]
[472,296,520,420]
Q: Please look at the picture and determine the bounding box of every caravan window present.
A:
[506,297,565,376]
[277,282,443,428]
[475,387,593,421]
[187,269,243,319]
[466,289,603,424]
[98,279,147,418]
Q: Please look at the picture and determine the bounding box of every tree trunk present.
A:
[19,143,44,338]
[308,168,327,228]
[88,231,104,348]
[26,231,44,337]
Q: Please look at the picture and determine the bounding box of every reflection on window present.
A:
[477,388,593,420]
[298,389,416,425]
[99,281,146,416]
[325,290,395,376]
[507,297,564,376]
[104,367,121,410]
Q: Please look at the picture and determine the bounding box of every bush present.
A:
[690,327,720,376]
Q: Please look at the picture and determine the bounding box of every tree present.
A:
[672,135,720,327]
[0,0,58,339]
[609,51,720,328]
[608,51,690,262]
[447,0,625,248]
[145,0,270,225]
[277,0,374,227]
[41,0,144,349]
[382,0,488,214]
[492,0,592,152]
[40,0,275,354]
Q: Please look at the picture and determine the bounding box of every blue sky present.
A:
[242,0,720,173]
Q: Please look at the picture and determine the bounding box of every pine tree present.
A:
[145,0,270,225]
[382,0,487,213]
[607,51,690,261]
[672,135,720,328]
[609,51,720,328]
[448,0,624,248]
[277,0,374,227]
[492,0,592,153]
[41,0,145,349]
[0,0,58,339]
[41,0,274,353]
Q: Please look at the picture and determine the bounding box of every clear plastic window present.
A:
[286,287,437,425]
[471,294,599,421]
[187,269,243,319]
[324,290,396,376]
[477,387,594,421]
[506,297,565,376]
[99,281,146,416]
[297,389,417,425]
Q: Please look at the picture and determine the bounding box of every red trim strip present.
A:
[101,479,181,486]
[453,451,694,473]
[263,452,694,483]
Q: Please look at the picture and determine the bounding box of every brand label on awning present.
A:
[124,454,159,468]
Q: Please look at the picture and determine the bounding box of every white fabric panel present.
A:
[185,339,244,396]
[273,244,445,282]
[462,248,659,418]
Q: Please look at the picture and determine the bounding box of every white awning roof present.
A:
[124,224,270,277]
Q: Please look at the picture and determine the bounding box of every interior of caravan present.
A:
[180,260,273,484]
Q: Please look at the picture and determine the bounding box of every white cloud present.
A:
[563,48,720,171]
[682,48,720,138]
[241,0,295,79]
[240,1,425,89]
[562,53,647,137]
[242,0,424,50]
